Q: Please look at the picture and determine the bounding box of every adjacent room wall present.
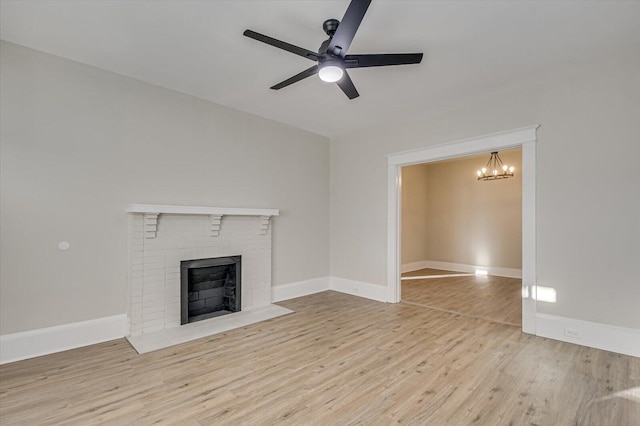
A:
[400,163,430,265]
[0,42,330,335]
[402,150,522,270]
[330,52,640,330]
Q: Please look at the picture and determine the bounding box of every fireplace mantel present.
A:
[126,204,278,339]
[127,204,279,238]
[127,204,279,217]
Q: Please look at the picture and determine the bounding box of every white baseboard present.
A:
[271,276,330,302]
[0,314,129,365]
[330,277,390,303]
[2,297,636,363]
[535,313,640,358]
[272,276,390,304]
[401,260,434,273]
[401,260,522,279]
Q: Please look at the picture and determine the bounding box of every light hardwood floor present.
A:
[402,268,522,326]
[1,291,638,425]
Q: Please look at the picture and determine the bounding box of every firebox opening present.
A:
[180,256,241,324]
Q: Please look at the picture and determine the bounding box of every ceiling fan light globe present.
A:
[318,64,344,83]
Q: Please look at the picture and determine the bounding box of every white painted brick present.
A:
[143,275,165,284]
[165,275,179,284]
[143,249,167,258]
[146,278,165,286]
[143,320,164,332]
[143,261,165,270]
[142,302,163,312]
[143,323,164,334]
[142,309,165,321]
[142,291,164,302]
[143,268,165,278]
[177,241,195,249]
[143,255,165,264]
[129,213,273,334]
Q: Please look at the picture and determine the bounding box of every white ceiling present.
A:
[2,0,639,138]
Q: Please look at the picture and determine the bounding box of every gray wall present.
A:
[331,53,640,329]
[0,42,330,334]
[402,150,522,269]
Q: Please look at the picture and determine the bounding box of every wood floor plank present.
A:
[1,291,638,425]
[402,268,522,326]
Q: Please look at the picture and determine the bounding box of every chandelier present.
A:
[476,151,514,181]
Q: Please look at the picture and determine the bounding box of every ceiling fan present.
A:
[243,0,423,100]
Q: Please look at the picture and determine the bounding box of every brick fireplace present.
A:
[127,205,278,336]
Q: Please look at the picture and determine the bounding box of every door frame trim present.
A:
[386,125,539,334]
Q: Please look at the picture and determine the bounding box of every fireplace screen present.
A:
[180,256,241,324]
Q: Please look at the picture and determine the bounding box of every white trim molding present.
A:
[271,276,391,304]
[387,125,539,334]
[520,139,537,334]
[272,277,331,302]
[0,314,129,365]
[127,204,279,217]
[386,126,539,167]
[401,260,522,279]
[272,276,391,303]
[536,314,640,358]
[5,280,637,361]
[128,204,279,239]
[330,277,391,303]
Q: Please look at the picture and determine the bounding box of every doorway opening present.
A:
[400,149,522,327]
[386,126,538,334]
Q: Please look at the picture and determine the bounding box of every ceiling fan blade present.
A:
[336,71,359,99]
[244,30,319,61]
[344,53,423,68]
[327,0,372,57]
[270,65,319,90]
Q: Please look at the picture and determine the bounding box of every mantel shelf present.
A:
[127,204,278,238]
[127,204,279,217]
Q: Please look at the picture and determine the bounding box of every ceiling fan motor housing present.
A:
[323,19,340,36]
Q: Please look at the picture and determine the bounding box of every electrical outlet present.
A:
[564,328,580,339]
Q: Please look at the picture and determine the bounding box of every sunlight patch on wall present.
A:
[534,286,557,303]
[522,285,557,303]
